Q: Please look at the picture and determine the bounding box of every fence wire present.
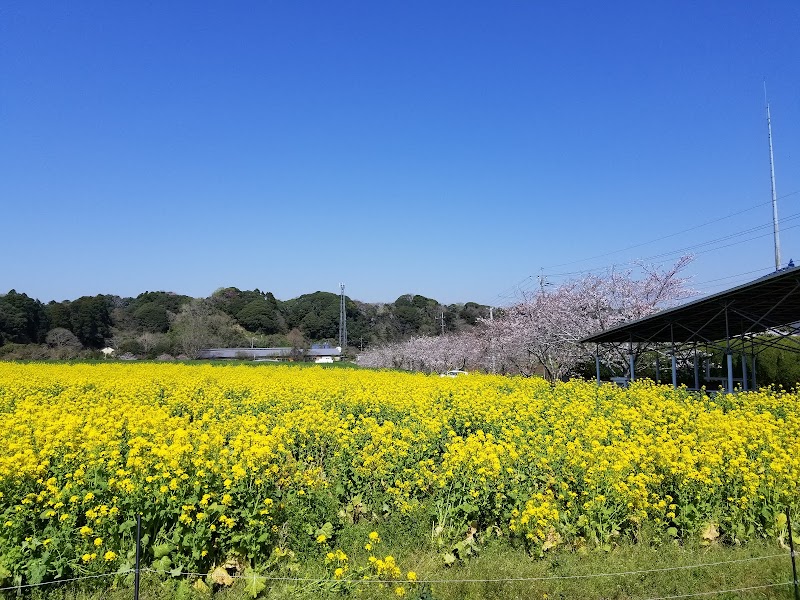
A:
[141,551,789,584]
[644,581,792,600]
[0,551,792,598]
[0,569,132,592]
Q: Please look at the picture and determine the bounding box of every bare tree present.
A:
[45,327,82,359]
[170,299,245,358]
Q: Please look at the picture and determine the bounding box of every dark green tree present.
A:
[236,299,283,334]
[0,290,49,345]
[69,296,113,348]
[133,303,170,333]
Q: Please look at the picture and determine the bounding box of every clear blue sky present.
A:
[2,1,799,306]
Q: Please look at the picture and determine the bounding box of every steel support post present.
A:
[628,340,635,382]
[741,354,748,391]
[595,353,601,385]
[671,354,678,388]
[726,352,734,392]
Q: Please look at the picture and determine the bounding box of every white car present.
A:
[440,370,468,377]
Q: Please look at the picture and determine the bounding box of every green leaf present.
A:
[153,543,174,559]
[442,552,457,566]
[117,562,133,575]
[27,560,47,585]
[152,555,172,572]
[244,571,267,598]
[314,522,334,539]
[119,519,137,534]
[458,503,478,516]
[666,527,678,538]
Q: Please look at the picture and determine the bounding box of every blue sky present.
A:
[2,1,799,306]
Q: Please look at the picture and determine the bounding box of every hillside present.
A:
[0,287,490,359]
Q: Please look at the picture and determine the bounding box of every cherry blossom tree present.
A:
[482,256,694,380]
[358,257,694,380]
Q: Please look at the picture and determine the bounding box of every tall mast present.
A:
[765,83,781,270]
[338,283,348,350]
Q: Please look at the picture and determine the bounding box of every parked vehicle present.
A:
[440,370,468,377]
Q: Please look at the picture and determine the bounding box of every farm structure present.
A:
[197,346,342,362]
[582,264,800,390]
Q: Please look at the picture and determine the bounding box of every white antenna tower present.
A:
[765,82,781,270]
[338,283,348,350]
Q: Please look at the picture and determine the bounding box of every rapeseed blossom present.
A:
[0,363,797,585]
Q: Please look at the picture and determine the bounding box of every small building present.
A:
[197,347,342,362]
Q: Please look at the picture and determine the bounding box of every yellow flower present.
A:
[406,571,417,582]
[94,537,103,547]
[104,550,117,561]
[394,586,406,597]
[368,531,380,542]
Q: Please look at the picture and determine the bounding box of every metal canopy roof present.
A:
[581,266,800,344]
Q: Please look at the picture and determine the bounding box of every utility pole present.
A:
[338,283,348,350]
[440,311,445,335]
[765,83,781,270]
[489,307,496,374]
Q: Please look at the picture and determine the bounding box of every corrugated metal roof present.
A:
[581,266,800,344]
[197,347,342,359]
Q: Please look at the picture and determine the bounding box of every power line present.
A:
[492,190,800,306]
[544,212,800,279]
[543,190,799,271]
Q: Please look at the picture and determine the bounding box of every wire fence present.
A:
[0,548,795,599]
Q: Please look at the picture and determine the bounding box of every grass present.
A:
[8,539,795,600]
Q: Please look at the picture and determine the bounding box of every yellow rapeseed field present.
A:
[0,362,797,587]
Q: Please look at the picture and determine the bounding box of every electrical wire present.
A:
[492,190,800,305]
[543,190,800,270]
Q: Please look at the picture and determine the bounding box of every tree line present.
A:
[0,287,490,360]
[357,257,800,388]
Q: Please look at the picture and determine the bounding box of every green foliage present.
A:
[0,290,49,345]
[750,336,800,389]
[236,300,283,335]
[283,292,341,340]
[74,297,113,348]
[0,286,491,358]
[133,304,170,333]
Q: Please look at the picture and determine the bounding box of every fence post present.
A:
[787,507,799,600]
[134,514,141,600]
